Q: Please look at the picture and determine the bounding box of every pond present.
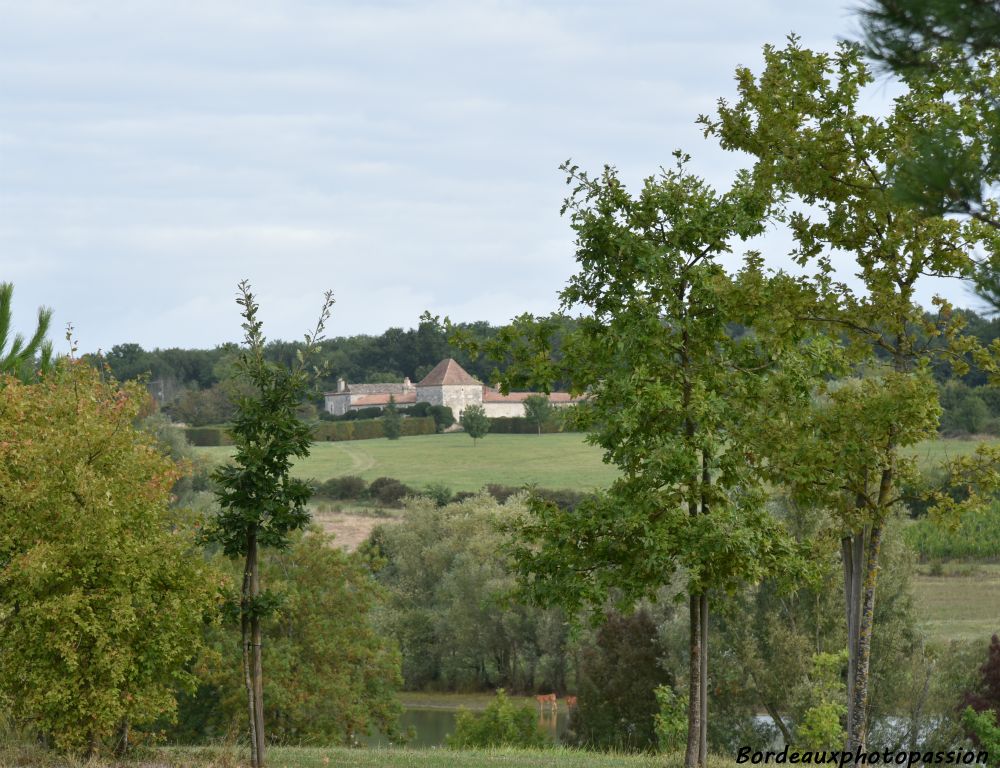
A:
[366,707,571,748]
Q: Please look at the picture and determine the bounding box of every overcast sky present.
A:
[0,1,984,354]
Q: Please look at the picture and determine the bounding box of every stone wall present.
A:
[482,401,526,418]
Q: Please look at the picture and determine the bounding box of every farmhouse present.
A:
[323,358,582,419]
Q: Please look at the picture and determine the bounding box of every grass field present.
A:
[196,434,998,494]
[1,745,732,768]
[912,562,1000,644]
[904,435,999,470]
[198,432,619,493]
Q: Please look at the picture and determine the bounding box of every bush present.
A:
[567,609,671,752]
[184,426,232,446]
[430,405,455,432]
[368,477,413,507]
[446,689,547,749]
[423,482,453,507]
[483,484,589,512]
[315,475,368,501]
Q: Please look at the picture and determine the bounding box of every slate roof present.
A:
[416,358,482,387]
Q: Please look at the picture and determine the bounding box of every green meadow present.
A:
[198,432,619,493]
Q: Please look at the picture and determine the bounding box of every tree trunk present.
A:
[685,593,702,768]
[847,522,883,753]
[700,593,708,764]
[842,531,864,742]
[244,529,266,768]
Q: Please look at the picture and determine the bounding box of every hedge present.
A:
[312,416,437,442]
[184,426,233,446]
[186,416,436,446]
[488,416,563,434]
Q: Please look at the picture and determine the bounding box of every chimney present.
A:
[337,378,346,393]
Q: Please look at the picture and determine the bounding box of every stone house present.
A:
[323,358,582,419]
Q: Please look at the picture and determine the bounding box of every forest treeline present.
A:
[89,310,1000,434]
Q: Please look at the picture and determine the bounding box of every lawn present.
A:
[197,432,619,493]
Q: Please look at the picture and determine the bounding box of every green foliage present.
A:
[0,361,218,754]
[362,495,572,693]
[0,282,53,382]
[461,404,490,445]
[567,610,671,753]
[423,481,454,507]
[795,653,847,752]
[313,475,368,501]
[368,476,414,507]
[383,396,402,440]
[205,281,332,556]
[488,415,570,434]
[905,502,1000,559]
[654,686,688,755]
[962,707,1000,757]
[184,425,233,446]
[312,416,437,442]
[175,530,403,745]
[523,394,554,435]
[446,690,547,750]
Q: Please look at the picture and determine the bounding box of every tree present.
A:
[203,281,333,768]
[701,37,1000,752]
[857,3,1000,308]
[474,158,797,768]
[173,529,403,745]
[0,282,52,382]
[523,394,553,435]
[567,609,671,752]
[0,360,217,755]
[383,394,402,440]
[460,404,490,445]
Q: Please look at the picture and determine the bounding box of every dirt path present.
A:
[312,510,397,550]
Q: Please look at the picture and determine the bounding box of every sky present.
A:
[0,0,985,354]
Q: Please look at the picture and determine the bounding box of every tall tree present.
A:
[0,282,52,381]
[203,281,333,768]
[473,158,797,767]
[701,37,1000,751]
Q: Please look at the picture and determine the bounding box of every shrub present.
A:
[315,475,368,500]
[423,482,453,507]
[567,609,671,752]
[368,477,413,507]
[446,689,547,749]
[430,405,455,432]
[184,426,232,446]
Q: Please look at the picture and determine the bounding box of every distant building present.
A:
[323,358,582,419]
